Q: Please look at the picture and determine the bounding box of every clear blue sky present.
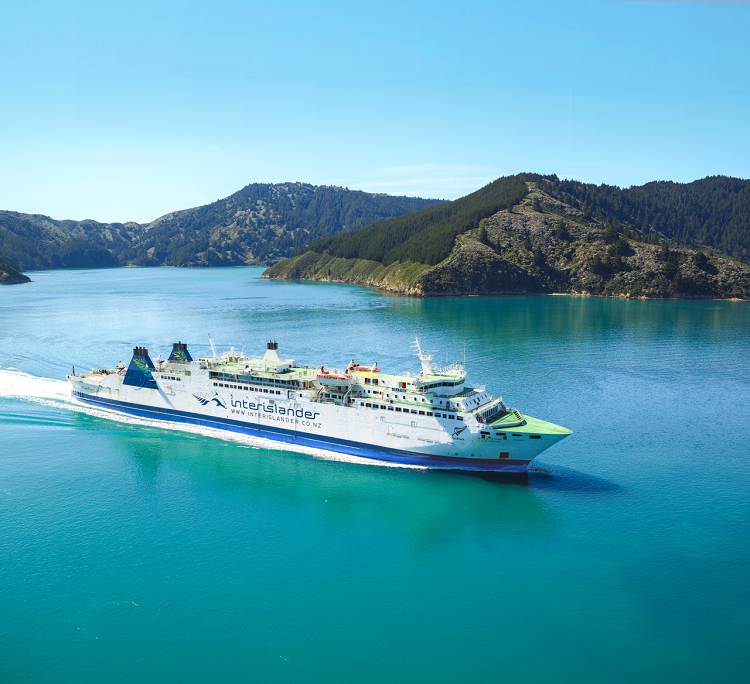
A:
[1,0,748,223]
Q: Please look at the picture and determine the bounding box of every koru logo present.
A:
[452,426,467,438]
[193,392,226,409]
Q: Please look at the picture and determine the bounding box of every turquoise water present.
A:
[1,267,749,683]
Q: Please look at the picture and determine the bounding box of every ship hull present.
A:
[71,391,534,472]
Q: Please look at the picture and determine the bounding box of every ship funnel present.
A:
[263,339,286,363]
[168,341,193,364]
[123,345,158,388]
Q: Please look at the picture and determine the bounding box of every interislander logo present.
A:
[452,425,467,439]
[193,392,226,409]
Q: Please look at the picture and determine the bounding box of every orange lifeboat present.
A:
[316,366,352,382]
[348,362,380,373]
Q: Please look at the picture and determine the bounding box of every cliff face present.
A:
[264,183,750,300]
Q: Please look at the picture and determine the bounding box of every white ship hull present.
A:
[68,339,571,473]
[69,365,565,472]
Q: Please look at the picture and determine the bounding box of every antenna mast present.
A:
[208,333,218,361]
[413,336,433,374]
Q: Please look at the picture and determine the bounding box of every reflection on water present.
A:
[528,464,623,494]
[103,417,558,544]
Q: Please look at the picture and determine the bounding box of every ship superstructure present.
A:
[67,338,571,472]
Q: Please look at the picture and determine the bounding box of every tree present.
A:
[692,251,709,271]
[590,254,606,275]
[603,224,619,244]
[555,221,571,242]
[672,269,683,292]
[660,241,671,262]
[612,237,630,257]
[663,250,680,279]
[478,225,488,245]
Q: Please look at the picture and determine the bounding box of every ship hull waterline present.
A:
[71,392,544,473]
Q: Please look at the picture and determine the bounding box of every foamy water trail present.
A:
[0,368,72,404]
[0,369,428,470]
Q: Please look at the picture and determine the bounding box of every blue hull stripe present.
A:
[71,391,530,472]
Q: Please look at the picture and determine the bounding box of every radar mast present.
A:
[413,337,433,374]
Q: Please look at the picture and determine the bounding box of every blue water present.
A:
[1,268,749,683]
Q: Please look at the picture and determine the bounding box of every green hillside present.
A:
[0,183,444,272]
[305,174,535,266]
[119,182,444,267]
[549,175,750,262]
[265,174,750,300]
[0,212,123,270]
[296,173,750,269]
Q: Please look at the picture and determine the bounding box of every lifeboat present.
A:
[316,366,352,385]
[348,362,380,373]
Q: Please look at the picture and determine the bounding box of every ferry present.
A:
[67,338,571,472]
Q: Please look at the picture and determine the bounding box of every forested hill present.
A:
[299,173,750,267]
[264,174,750,300]
[0,183,444,271]
[118,183,444,267]
[0,211,124,271]
[4,174,749,277]
[550,175,750,263]
[306,174,533,266]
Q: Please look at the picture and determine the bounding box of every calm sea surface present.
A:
[1,267,749,683]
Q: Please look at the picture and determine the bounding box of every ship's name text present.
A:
[230,398,320,420]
